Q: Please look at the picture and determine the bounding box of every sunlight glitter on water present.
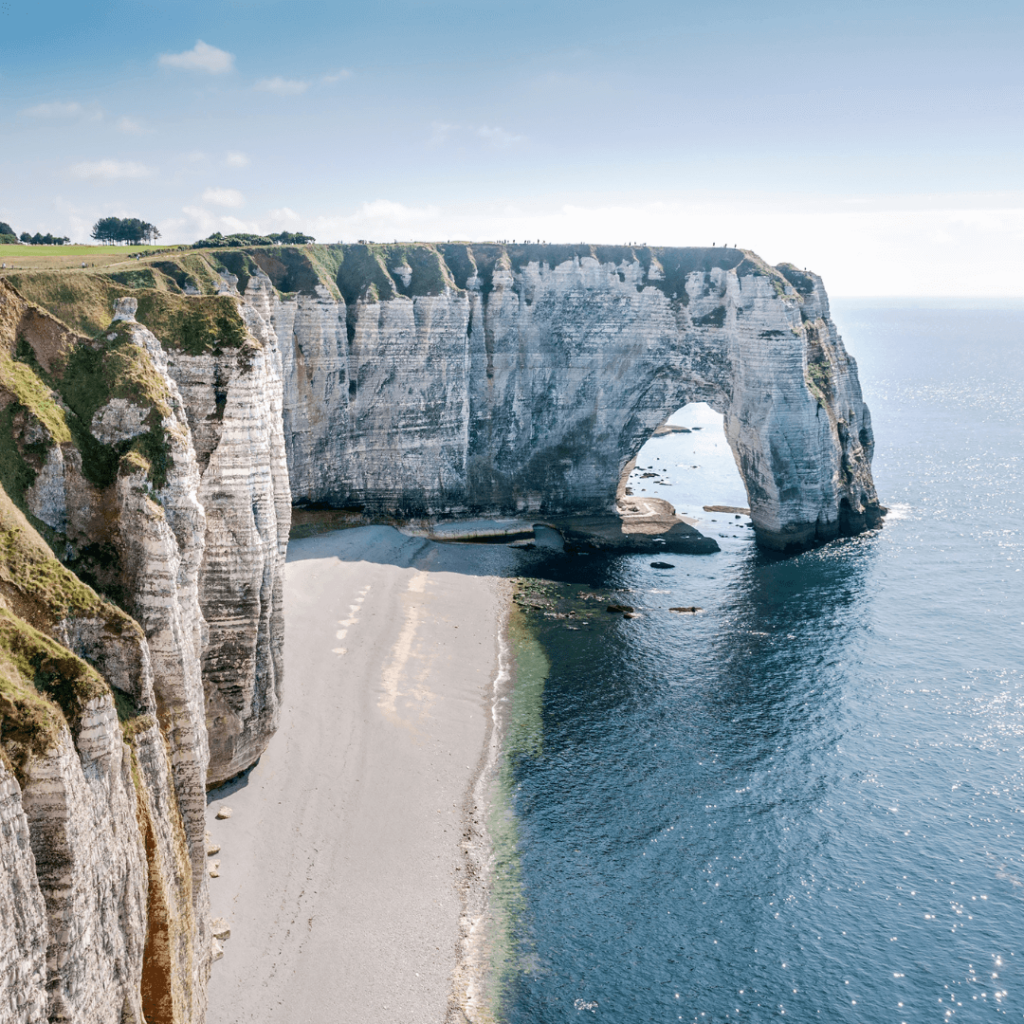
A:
[497,302,1024,1023]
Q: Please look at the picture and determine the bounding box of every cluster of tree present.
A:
[90,217,161,245]
[20,232,72,245]
[0,221,72,245]
[193,230,315,248]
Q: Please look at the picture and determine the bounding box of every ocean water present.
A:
[496,300,1024,1023]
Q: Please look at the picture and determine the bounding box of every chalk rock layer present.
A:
[258,244,881,550]
[1,278,288,1021]
[162,282,290,787]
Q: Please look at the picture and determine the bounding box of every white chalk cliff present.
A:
[251,244,881,550]
[1,279,289,1022]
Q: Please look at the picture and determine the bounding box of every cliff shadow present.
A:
[285,523,544,579]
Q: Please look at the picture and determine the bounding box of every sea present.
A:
[491,299,1024,1023]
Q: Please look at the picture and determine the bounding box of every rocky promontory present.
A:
[239,243,882,550]
[0,275,288,1022]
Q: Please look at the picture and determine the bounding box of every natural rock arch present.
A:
[252,243,883,550]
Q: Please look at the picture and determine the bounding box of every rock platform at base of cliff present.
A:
[399,496,720,554]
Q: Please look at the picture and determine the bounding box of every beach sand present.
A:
[205,526,520,1024]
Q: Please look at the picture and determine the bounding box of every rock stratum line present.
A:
[0,242,881,1023]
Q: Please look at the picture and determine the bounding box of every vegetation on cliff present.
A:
[0,483,147,780]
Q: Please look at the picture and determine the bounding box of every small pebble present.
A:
[211,917,231,940]
[206,842,221,856]
[208,861,220,878]
[215,807,232,820]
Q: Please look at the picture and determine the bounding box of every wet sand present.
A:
[206,526,520,1024]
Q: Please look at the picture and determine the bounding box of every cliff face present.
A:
[160,280,290,787]
[0,275,289,1021]
[256,244,880,550]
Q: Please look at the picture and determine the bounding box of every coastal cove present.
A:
[211,299,1020,1023]
[1,239,1018,1024]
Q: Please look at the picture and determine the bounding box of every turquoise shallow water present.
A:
[500,301,1024,1023]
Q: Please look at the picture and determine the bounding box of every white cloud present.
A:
[159,40,235,74]
[322,69,353,83]
[302,200,441,243]
[22,101,84,118]
[165,207,263,241]
[254,76,309,96]
[224,151,250,168]
[476,125,526,149]
[427,122,526,149]
[268,207,303,228]
[116,116,145,134]
[69,160,153,180]
[202,187,245,208]
[429,121,457,146]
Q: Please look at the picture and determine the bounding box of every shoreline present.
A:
[204,525,522,1024]
[448,602,513,1024]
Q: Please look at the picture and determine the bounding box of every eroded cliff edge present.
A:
[0,276,289,1022]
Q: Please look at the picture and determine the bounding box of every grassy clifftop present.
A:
[2,242,803,317]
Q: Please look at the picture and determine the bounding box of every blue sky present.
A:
[2,0,1021,294]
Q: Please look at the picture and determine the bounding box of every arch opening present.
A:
[618,402,755,551]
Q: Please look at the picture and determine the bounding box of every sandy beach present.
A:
[205,526,520,1024]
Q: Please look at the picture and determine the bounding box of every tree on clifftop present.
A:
[90,216,161,245]
[19,232,71,245]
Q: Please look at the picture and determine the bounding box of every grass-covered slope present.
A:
[0,482,148,781]
[0,279,175,505]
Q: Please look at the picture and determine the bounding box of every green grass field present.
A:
[0,244,181,271]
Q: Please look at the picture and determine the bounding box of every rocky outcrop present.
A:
[0,277,288,1021]
[0,759,48,1024]
[0,492,201,1023]
[256,244,880,550]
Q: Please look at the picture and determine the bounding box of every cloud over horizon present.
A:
[159,40,235,74]
[21,101,85,118]
[202,187,245,208]
[69,160,153,181]
[254,77,308,96]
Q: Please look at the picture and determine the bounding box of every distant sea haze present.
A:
[493,300,1024,1022]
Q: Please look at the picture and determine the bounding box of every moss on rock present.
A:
[134,292,248,354]
[0,479,147,776]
